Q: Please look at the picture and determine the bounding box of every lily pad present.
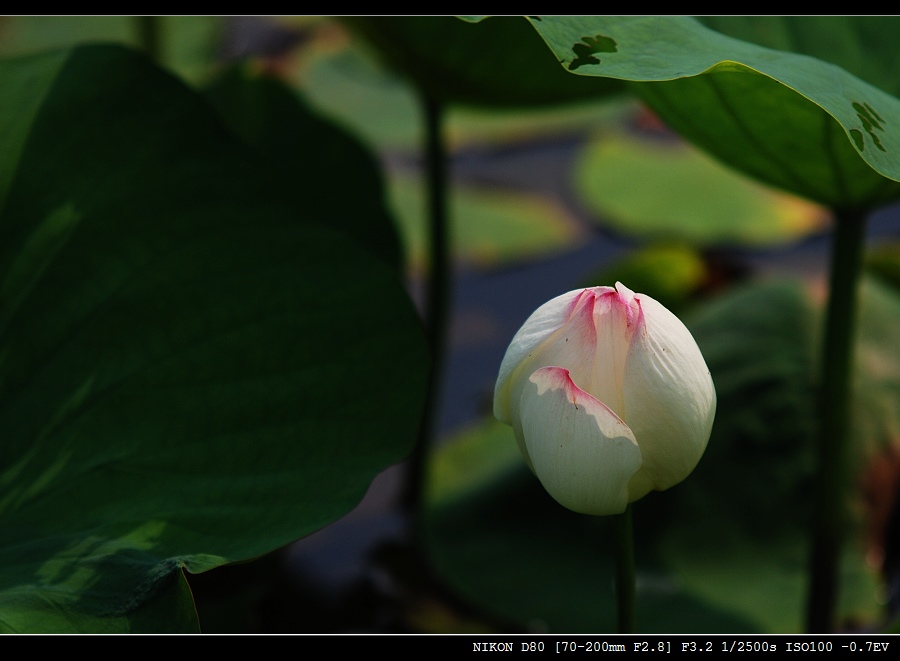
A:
[388,174,584,272]
[301,38,424,151]
[0,44,428,632]
[575,131,829,246]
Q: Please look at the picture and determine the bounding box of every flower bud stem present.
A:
[806,208,868,632]
[614,505,636,633]
[402,94,450,538]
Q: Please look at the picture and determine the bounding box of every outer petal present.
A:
[494,287,618,426]
[518,366,642,515]
[621,289,716,498]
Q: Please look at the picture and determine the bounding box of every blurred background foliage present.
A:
[1,15,899,633]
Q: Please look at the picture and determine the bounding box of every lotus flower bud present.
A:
[494,282,716,515]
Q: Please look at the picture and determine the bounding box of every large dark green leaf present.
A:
[697,17,900,98]
[203,64,403,269]
[525,16,900,209]
[0,44,428,632]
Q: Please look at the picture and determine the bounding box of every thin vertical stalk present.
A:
[614,505,636,633]
[402,95,449,537]
[135,16,162,64]
[806,209,868,632]
[394,98,528,632]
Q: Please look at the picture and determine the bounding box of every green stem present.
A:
[402,95,449,535]
[805,208,868,633]
[614,505,636,633]
[135,16,162,63]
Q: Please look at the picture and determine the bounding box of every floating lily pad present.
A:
[388,174,584,272]
[575,132,830,246]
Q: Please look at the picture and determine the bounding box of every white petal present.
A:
[518,366,642,515]
[494,287,621,425]
[495,289,604,423]
[622,292,716,496]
